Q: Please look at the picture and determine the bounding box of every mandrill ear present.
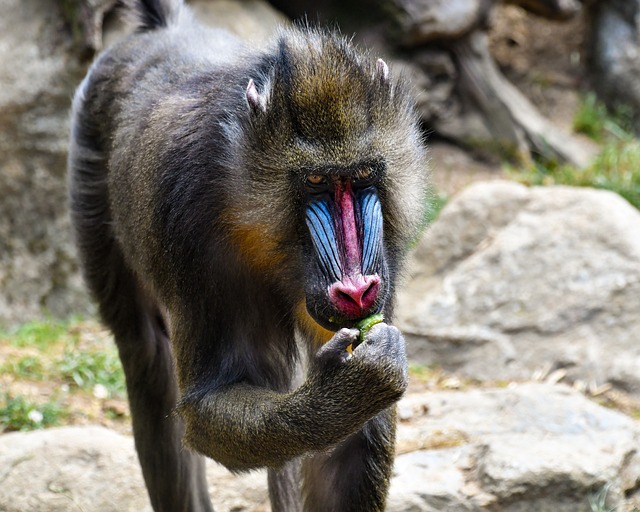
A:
[375,59,389,84]
[246,79,267,114]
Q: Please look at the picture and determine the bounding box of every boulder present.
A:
[0,426,269,512]
[390,383,640,511]
[0,0,89,325]
[0,427,152,512]
[398,181,640,392]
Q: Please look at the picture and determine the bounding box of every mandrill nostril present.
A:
[362,281,377,302]
[329,274,381,318]
[337,290,357,304]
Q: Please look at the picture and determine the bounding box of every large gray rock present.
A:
[0,426,269,512]
[0,0,88,324]
[0,427,152,512]
[2,385,639,511]
[398,181,640,392]
[390,384,640,511]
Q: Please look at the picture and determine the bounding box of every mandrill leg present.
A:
[268,459,304,512]
[301,408,397,512]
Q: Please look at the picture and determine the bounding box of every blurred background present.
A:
[1,1,640,510]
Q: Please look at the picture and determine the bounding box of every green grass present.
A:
[0,393,65,432]
[57,344,126,396]
[1,319,125,399]
[0,355,46,380]
[510,94,640,210]
[0,318,128,432]
[586,483,638,512]
[408,363,439,381]
[409,190,448,249]
[510,140,640,209]
[589,489,613,512]
[425,191,448,224]
[1,319,70,349]
[574,93,634,143]
[574,94,609,142]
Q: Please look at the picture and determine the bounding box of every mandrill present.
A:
[68,0,429,510]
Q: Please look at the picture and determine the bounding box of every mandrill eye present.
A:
[352,168,375,187]
[354,169,372,181]
[303,174,330,194]
[306,175,326,186]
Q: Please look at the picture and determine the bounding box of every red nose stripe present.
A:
[335,180,360,276]
[330,180,381,318]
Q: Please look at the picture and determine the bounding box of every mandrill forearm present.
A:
[180,384,309,471]
[180,325,407,471]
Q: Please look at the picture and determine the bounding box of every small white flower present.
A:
[93,384,109,399]
[60,384,70,393]
[28,409,44,424]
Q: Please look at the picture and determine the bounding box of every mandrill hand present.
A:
[304,323,408,438]
[352,323,408,398]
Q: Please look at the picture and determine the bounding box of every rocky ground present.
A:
[2,382,640,511]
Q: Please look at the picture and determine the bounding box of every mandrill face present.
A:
[236,34,428,338]
[301,165,389,331]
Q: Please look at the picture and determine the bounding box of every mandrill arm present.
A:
[178,324,407,471]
